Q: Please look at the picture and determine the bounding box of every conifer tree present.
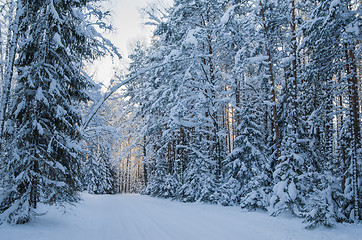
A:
[121,0,361,227]
[0,0,117,224]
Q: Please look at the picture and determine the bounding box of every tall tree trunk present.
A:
[234,78,241,137]
[30,159,39,209]
[125,156,129,193]
[339,95,347,191]
[0,3,20,136]
[259,1,280,158]
[345,44,360,220]
[291,0,298,131]
[128,156,131,192]
[143,136,148,186]
[0,22,3,83]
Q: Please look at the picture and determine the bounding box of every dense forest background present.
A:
[0,0,361,229]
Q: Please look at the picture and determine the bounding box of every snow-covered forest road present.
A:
[0,194,360,240]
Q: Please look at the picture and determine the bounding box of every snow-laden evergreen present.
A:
[0,0,118,224]
[0,0,360,229]
[119,0,361,228]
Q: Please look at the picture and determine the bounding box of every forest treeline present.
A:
[0,0,360,229]
[119,0,361,228]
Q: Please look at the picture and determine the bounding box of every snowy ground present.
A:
[0,194,360,240]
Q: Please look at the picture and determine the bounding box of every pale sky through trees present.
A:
[89,0,155,86]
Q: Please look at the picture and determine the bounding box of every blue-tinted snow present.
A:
[0,193,360,240]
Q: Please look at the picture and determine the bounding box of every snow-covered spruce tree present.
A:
[166,0,230,203]
[131,41,182,197]
[269,0,313,217]
[118,32,182,196]
[223,92,271,208]
[219,0,284,208]
[139,2,196,198]
[299,0,361,226]
[83,137,117,195]
[0,0,117,224]
[256,0,284,164]
[298,0,344,227]
[336,0,361,222]
[116,41,152,192]
[82,89,118,195]
[131,0,231,201]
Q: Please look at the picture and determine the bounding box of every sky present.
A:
[88,0,157,87]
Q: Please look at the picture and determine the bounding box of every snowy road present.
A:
[0,193,361,240]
